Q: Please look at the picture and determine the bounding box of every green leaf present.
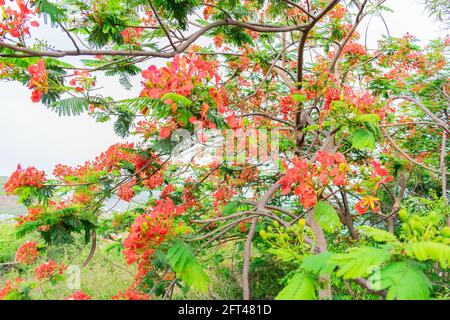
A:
[160,93,193,106]
[167,240,210,292]
[36,0,66,25]
[351,129,375,150]
[113,112,134,138]
[48,223,74,244]
[118,97,153,113]
[153,0,200,29]
[332,247,391,279]
[355,114,380,124]
[358,226,399,243]
[222,201,239,215]
[16,221,41,239]
[118,73,133,90]
[50,97,89,116]
[314,201,341,233]
[267,248,299,262]
[78,211,98,225]
[405,241,450,269]
[370,261,431,300]
[301,252,336,275]
[291,94,306,103]
[275,271,316,300]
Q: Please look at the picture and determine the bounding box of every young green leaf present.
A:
[50,97,89,116]
[358,226,399,243]
[332,247,391,279]
[351,129,375,150]
[314,201,341,233]
[275,271,316,300]
[405,241,450,269]
[167,240,210,292]
[370,261,431,300]
[160,93,193,106]
[301,252,337,275]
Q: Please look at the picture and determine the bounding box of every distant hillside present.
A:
[0,176,25,220]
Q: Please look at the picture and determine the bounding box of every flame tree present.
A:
[0,0,449,300]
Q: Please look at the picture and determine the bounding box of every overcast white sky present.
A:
[0,0,448,176]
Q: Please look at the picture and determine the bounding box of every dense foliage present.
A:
[0,0,449,300]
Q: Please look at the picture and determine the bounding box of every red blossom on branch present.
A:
[27,59,48,102]
[0,0,39,39]
[4,164,46,195]
[354,195,381,215]
[0,278,23,300]
[279,151,348,209]
[34,260,66,281]
[15,241,40,265]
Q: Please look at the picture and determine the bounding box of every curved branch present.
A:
[0,19,314,58]
[242,217,258,300]
[381,127,449,176]
[237,113,296,128]
[330,0,368,72]
[390,96,448,129]
[282,0,315,19]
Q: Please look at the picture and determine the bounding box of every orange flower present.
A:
[355,195,380,215]
[15,241,39,265]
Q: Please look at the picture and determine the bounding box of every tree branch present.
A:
[380,127,449,176]
[242,217,257,300]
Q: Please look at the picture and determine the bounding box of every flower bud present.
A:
[259,230,267,240]
[298,218,306,230]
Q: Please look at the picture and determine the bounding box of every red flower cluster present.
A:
[51,143,166,208]
[371,160,394,187]
[135,120,158,139]
[140,53,220,99]
[279,151,348,208]
[209,87,228,114]
[118,179,136,202]
[65,291,92,300]
[0,0,39,39]
[139,54,230,138]
[123,199,184,282]
[94,143,152,172]
[68,70,96,92]
[354,161,393,215]
[202,3,215,20]
[34,260,66,281]
[4,164,46,195]
[324,87,340,111]
[355,195,380,215]
[15,241,39,265]
[342,43,367,56]
[330,5,347,19]
[27,59,48,102]
[277,89,304,118]
[54,143,154,179]
[213,185,236,209]
[213,34,225,48]
[16,206,43,226]
[0,278,23,300]
[121,27,144,45]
